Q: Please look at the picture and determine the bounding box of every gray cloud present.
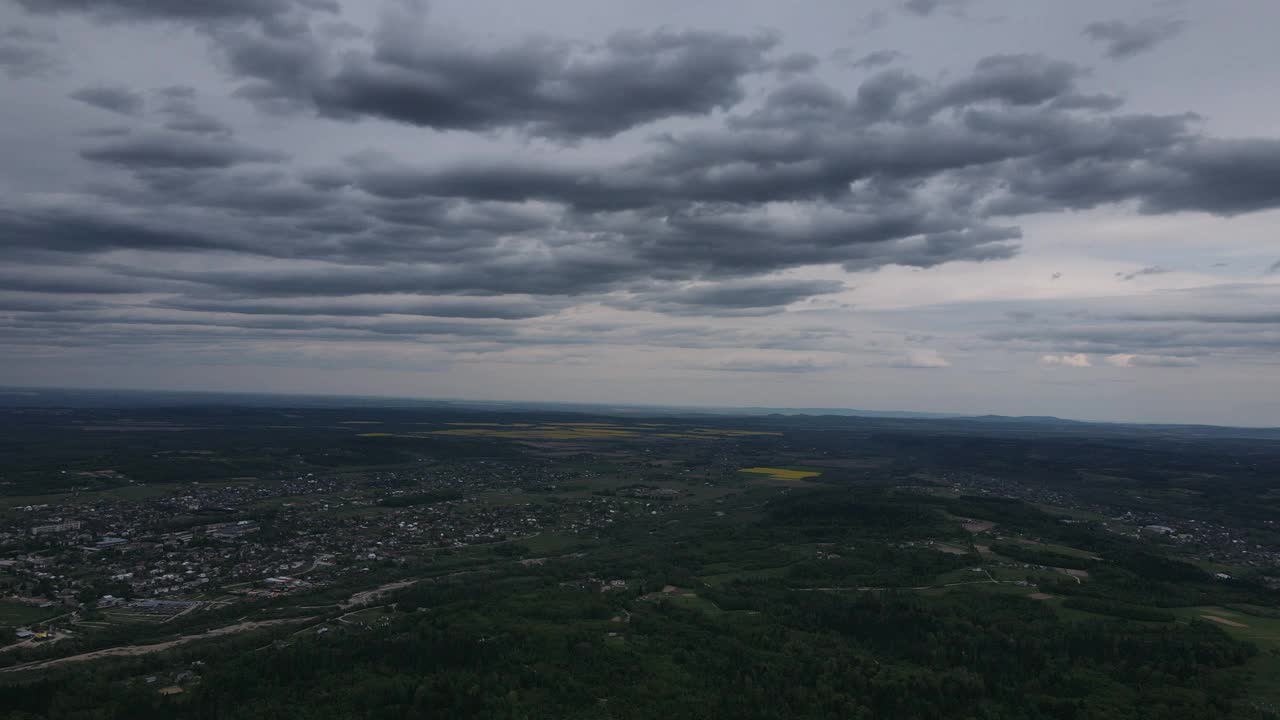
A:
[1138,139,1280,215]
[1116,266,1171,281]
[839,49,904,70]
[1105,353,1198,368]
[80,131,286,168]
[0,295,107,312]
[152,86,233,135]
[13,0,336,23]
[613,278,845,316]
[11,47,1273,320]
[0,43,56,78]
[0,302,522,338]
[69,85,145,115]
[656,279,844,309]
[989,321,1280,357]
[888,348,952,368]
[1084,17,1186,60]
[0,204,234,255]
[1116,312,1280,325]
[321,28,780,139]
[1,1,1279,416]
[114,260,638,298]
[693,355,842,373]
[151,295,564,320]
[900,0,974,17]
[1267,259,1280,275]
[163,114,233,135]
[774,52,819,75]
[0,25,60,78]
[0,267,169,294]
[217,2,783,139]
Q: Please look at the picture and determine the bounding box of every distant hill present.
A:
[1,385,1277,435]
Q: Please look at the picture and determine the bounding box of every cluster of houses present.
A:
[2,460,694,623]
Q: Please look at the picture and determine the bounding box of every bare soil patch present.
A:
[1202,614,1248,628]
[343,578,422,609]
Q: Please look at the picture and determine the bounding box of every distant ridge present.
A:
[1,385,1277,432]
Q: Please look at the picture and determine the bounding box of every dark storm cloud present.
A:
[955,106,1280,217]
[206,0,784,139]
[312,29,781,139]
[13,0,335,23]
[919,54,1085,115]
[32,50,1272,303]
[117,259,640,298]
[343,162,634,209]
[0,26,60,78]
[0,204,231,254]
[0,268,167,294]
[14,47,1280,301]
[1,304,522,338]
[0,295,107,312]
[1084,17,1186,60]
[4,8,1280,367]
[1137,139,1280,215]
[69,85,145,115]
[80,132,286,168]
[151,296,564,320]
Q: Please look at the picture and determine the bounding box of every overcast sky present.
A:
[2,0,1279,425]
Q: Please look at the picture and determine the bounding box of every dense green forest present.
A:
[3,487,1277,720]
[0,572,1262,719]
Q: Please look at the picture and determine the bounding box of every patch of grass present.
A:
[1241,651,1280,708]
[660,594,723,616]
[702,565,792,586]
[1170,607,1280,651]
[0,601,63,626]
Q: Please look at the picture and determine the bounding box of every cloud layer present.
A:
[1,0,1278,422]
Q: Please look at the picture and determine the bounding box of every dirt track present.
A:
[1201,614,1248,628]
[0,618,312,674]
[341,579,423,609]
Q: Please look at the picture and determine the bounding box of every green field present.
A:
[1171,606,1280,651]
[0,600,63,626]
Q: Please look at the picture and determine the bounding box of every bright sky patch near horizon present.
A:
[1,0,1278,425]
